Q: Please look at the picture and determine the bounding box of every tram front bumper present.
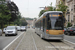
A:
[45,34,64,40]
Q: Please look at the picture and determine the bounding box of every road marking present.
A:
[3,32,24,50]
[31,33,37,50]
[15,33,26,50]
[64,39,75,45]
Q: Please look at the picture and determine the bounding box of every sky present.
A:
[11,0,56,18]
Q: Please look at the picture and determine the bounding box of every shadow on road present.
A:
[5,35,17,37]
[42,39,62,42]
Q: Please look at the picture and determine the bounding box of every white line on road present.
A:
[64,39,75,45]
[3,32,24,50]
[15,33,26,50]
[31,33,37,50]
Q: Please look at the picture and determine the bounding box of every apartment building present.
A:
[6,0,11,2]
[56,0,75,26]
[0,0,11,4]
[56,0,65,9]
[0,0,19,22]
[66,0,75,26]
[32,19,36,27]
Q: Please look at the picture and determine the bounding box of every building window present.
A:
[74,8,75,12]
[71,9,73,11]
[68,15,70,22]
[67,9,69,11]
[72,15,73,20]
[71,15,73,22]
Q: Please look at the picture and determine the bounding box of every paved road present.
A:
[64,35,75,43]
[0,31,24,50]
[6,28,75,50]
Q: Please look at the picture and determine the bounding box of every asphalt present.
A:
[0,31,24,50]
[1,28,75,50]
[6,28,75,50]
[64,35,75,43]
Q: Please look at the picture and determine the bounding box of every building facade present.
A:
[66,0,75,26]
[5,0,11,2]
[56,0,75,26]
[32,19,36,27]
[56,0,66,9]
[0,0,19,22]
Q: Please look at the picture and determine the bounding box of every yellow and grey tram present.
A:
[35,11,65,40]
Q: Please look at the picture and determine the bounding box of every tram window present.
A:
[47,17,63,30]
[43,19,45,32]
[47,16,51,29]
[40,21,41,29]
[38,21,40,28]
[41,20,43,30]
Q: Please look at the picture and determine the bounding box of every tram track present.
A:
[48,40,75,50]
[14,32,26,50]
[14,29,37,50]
[4,29,75,50]
[49,42,59,50]
[62,40,75,49]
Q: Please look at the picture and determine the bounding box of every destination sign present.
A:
[49,14,62,17]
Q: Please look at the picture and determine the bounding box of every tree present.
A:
[48,2,54,11]
[57,0,68,16]
[39,2,55,17]
[0,0,11,30]
[67,22,72,27]
[39,10,46,17]
[20,17,28,26]
[7,2,19,23]
[14,13,22,26]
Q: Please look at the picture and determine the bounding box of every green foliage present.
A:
[67,22,72,27]
[48,2,54,11]
[0,0,11,29]
[14,12,22,26]
[20,17,28,26]
[39,2,56,17]
[39,10,46,17]
[14,17,28,26]
[25,18,33,20]
[57,0,68,13]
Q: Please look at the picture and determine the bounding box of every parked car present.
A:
[66,27,75,35]
[3,28,6,33]
[64,28,68,35]
[0,29,2,36]
[5,26,17,36]
[16,26,21,31]
[20,26,26,31]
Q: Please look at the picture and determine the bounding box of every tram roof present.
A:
[35,11,63,23]
[44,11,63,14]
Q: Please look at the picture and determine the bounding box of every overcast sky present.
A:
[11,0,56,18]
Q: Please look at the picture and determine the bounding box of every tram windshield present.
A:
[47,13,64,30]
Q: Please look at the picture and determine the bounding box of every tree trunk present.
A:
[1,22,4,34]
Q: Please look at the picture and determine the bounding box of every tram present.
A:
[35,11,65,40]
